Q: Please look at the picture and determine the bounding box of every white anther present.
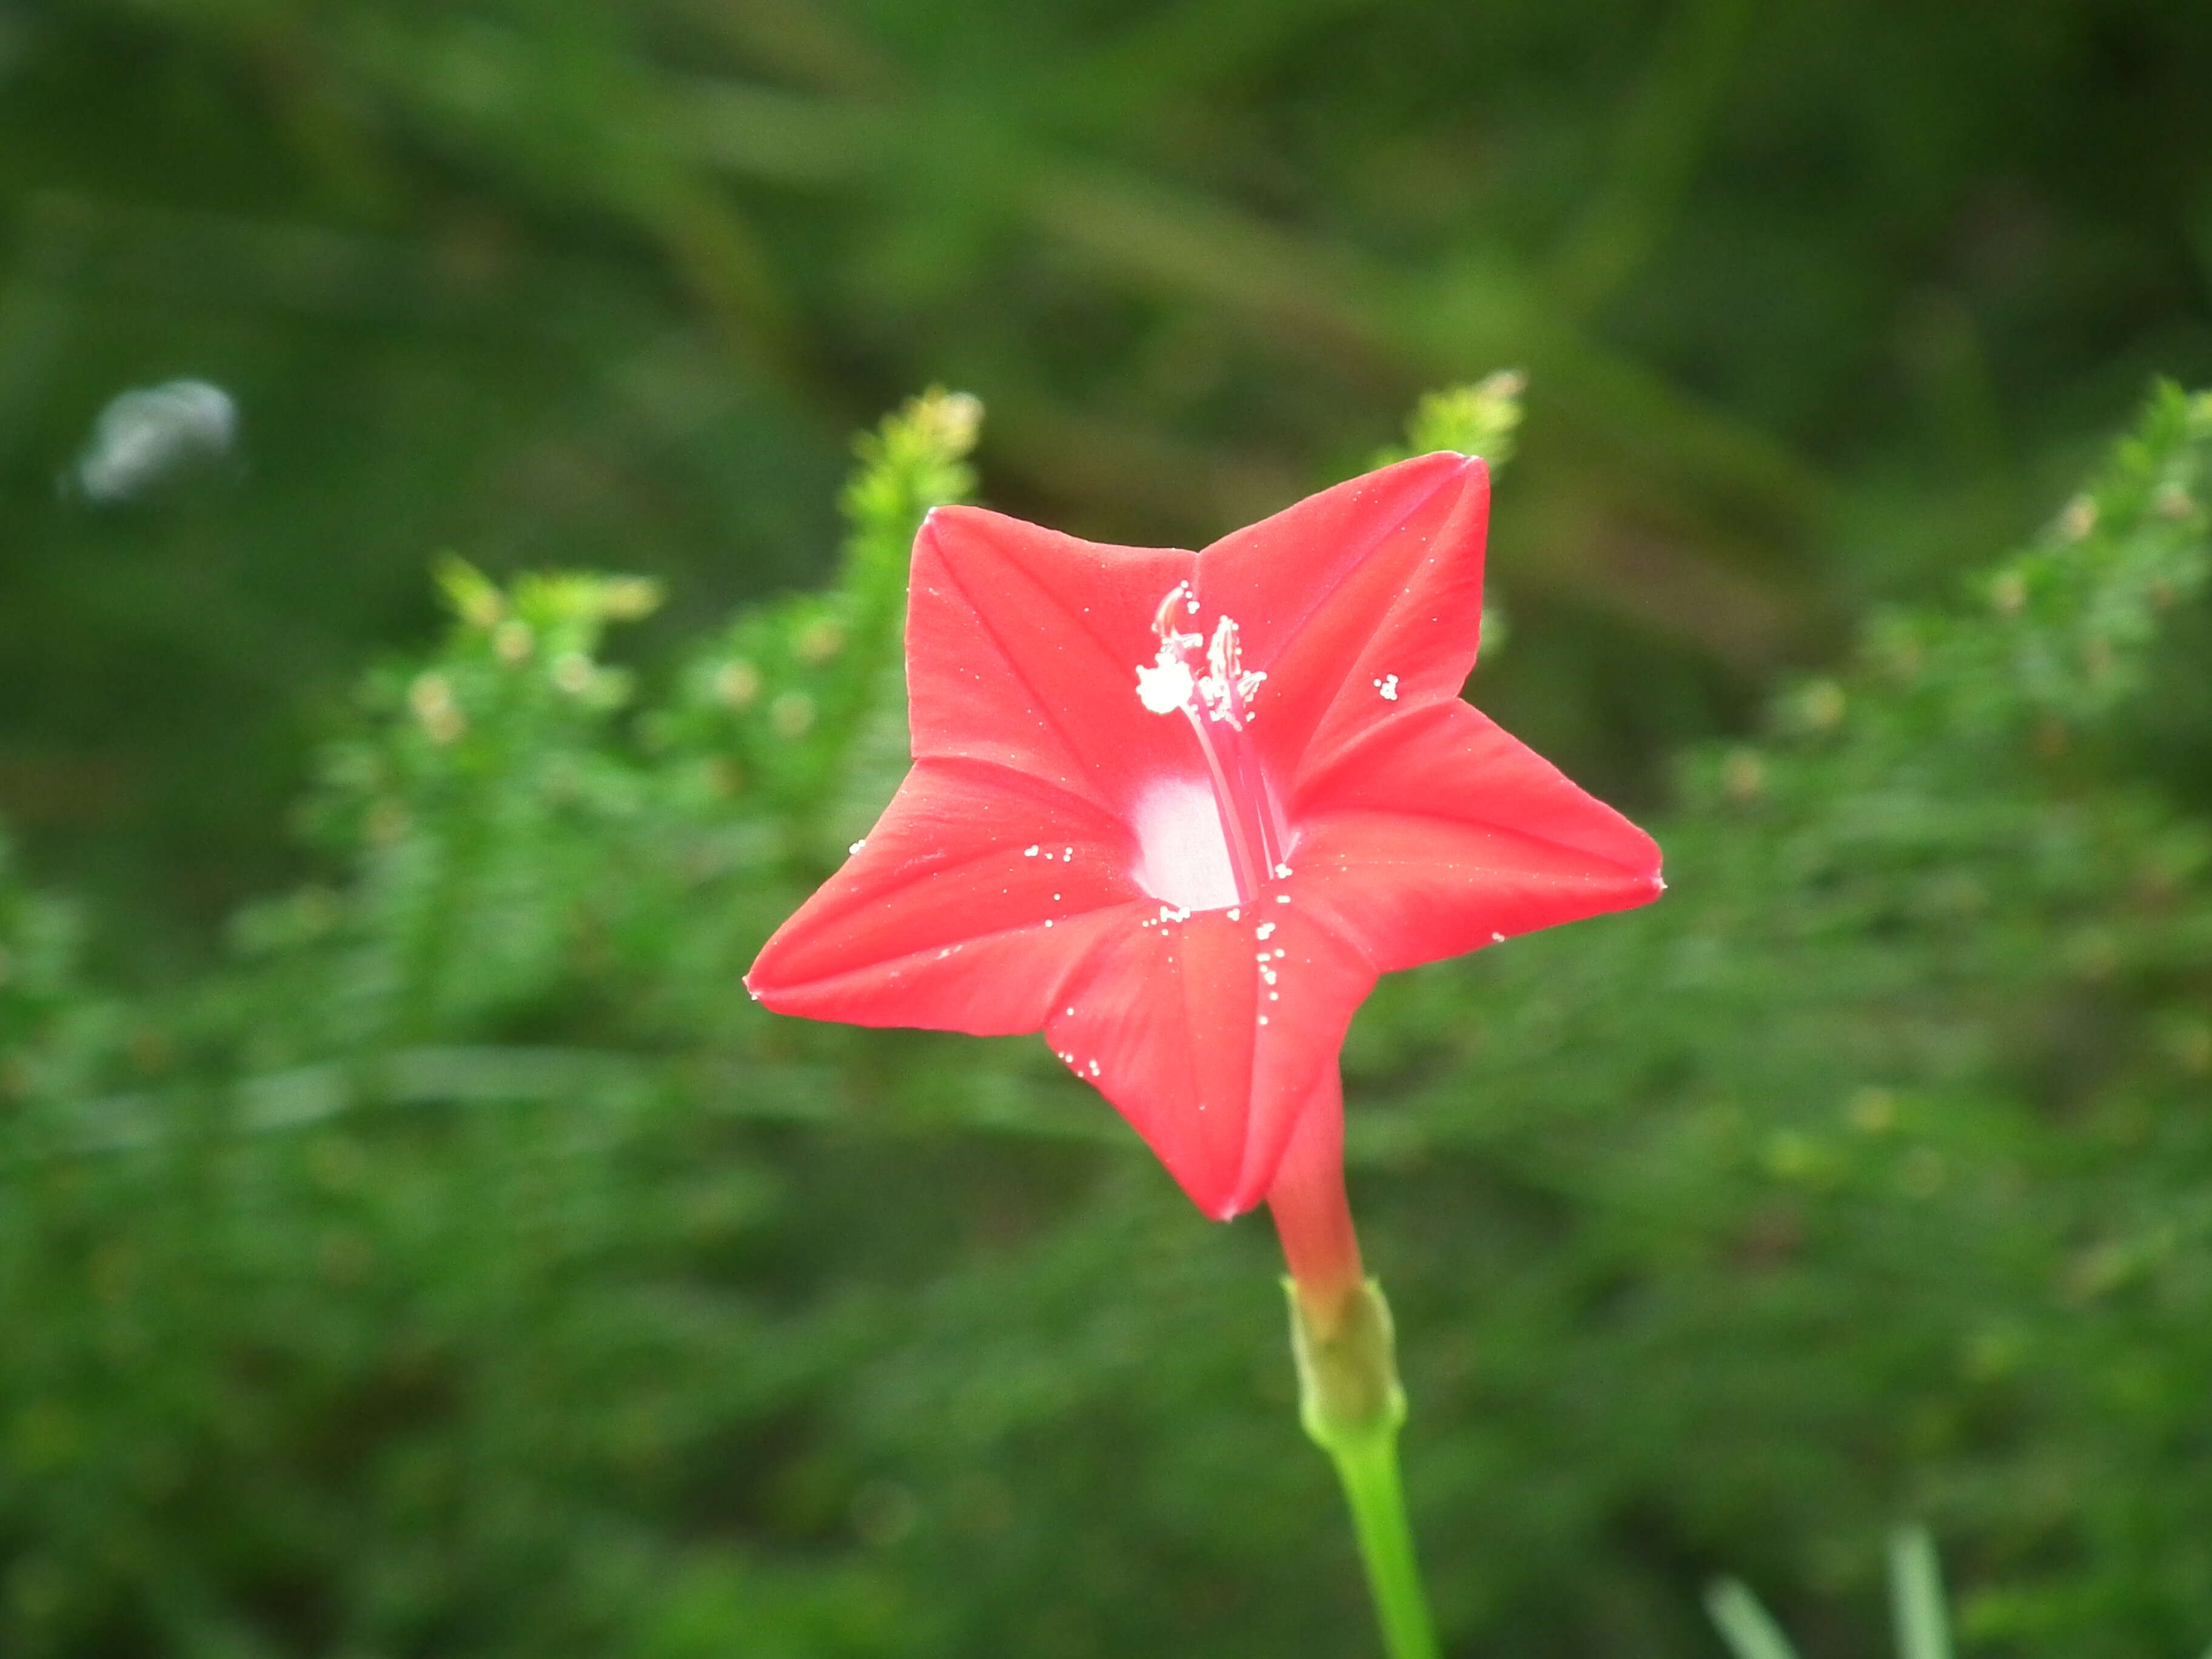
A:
[1136,659,1194,714]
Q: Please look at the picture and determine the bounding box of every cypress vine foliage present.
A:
[0,383,2208,1658]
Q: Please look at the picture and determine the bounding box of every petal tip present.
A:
[1188,1139,1297,1225]
[1428,448,1489,478]
[1387,448,1487,484]
[911,500,987,552]
[739,962,775,1007]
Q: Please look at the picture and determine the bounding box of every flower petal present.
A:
[1195,451,1489,792]
[908,506,1195,814]
[1042,902,1375,1219]
[745,760,1144,1034]
[1288,700,1663,973]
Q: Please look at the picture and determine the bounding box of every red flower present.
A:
[746,454,1660,1232]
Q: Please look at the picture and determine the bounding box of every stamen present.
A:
[1132,586,1288,907]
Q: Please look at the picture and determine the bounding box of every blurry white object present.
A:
[74,378,239,503]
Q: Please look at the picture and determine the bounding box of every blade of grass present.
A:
[1888,1526,1954,1659]
[1703,1577,1803,1659]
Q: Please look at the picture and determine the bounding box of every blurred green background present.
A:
[2,2,2211,1655]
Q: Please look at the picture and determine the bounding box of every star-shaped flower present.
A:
[746,453,1661,1221]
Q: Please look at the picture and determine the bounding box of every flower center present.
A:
[1130,584,1288,909]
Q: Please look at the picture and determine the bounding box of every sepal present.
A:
[1284,1275,1406,1450]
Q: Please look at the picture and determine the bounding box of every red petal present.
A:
[745,760,1145,1034]
[907,506,1196,815]
[1042,902,1375,1219]
[1288,700,1663,973]
[1195,452,1489,794]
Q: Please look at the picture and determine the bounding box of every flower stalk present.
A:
[1272,1094,1436,1659]
[1282,1273,1436,1659]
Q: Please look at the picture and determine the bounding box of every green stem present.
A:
[1327,1420,1438,1659]
[1284,1278,1440,1659]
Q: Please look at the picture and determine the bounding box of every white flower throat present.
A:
[1130,584,1290,911]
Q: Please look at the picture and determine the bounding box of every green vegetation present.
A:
[1,379,2206,1658]
[4,4,2212,1655]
